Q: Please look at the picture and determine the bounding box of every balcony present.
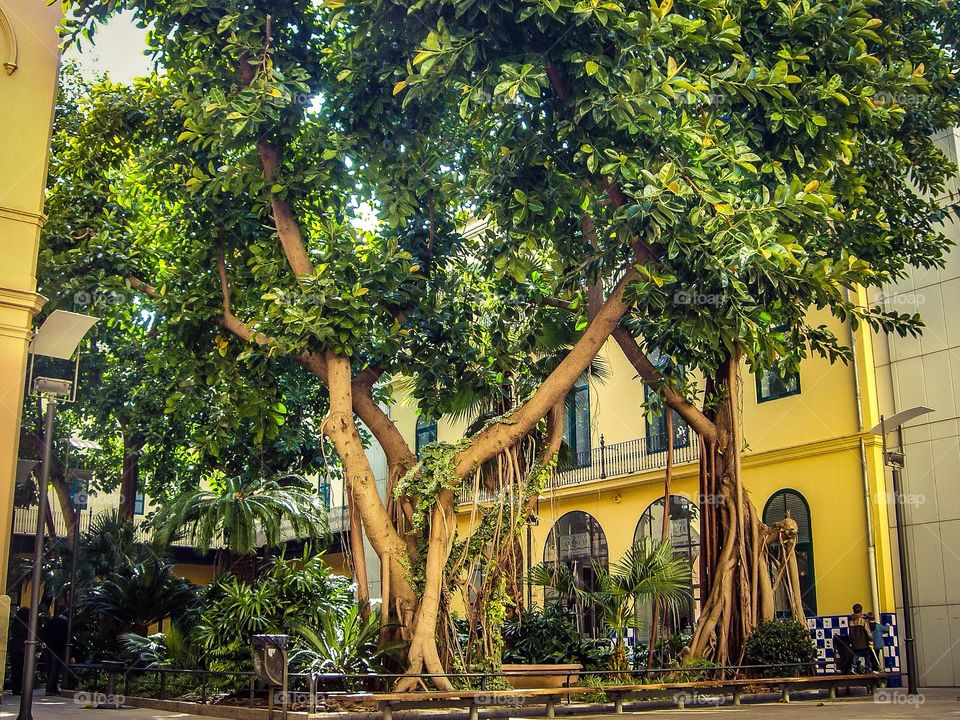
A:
[10,507,93,537]
[10,507,225,549]
[458,430,700,504]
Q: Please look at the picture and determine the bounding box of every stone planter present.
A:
[501,663,583,689]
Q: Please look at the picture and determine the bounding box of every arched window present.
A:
[763,489,817,616]
[415,415,437,457]
[635,495,700,632]
[543,511,608,637]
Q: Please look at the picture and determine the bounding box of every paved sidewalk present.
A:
[1,688,958,719]
[0,694,205,719]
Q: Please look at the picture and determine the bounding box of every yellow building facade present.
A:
[388,305,898,639]
[0,0,64,689]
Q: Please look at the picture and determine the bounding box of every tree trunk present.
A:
[683,350,774,668]
[648,410,674,667]
[119,432,141,521]
[347,487,371,611]
[49,475,77,539]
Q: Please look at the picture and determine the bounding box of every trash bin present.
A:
[97,660,125,709]
[253,635,289,720]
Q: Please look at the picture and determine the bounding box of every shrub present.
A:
[662,656,720,682]
[289,605,403,676]
[193,552,354,672]
[743,620,816,677]
[503,606,610,670]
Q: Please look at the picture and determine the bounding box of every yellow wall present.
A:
[0,0,63,689]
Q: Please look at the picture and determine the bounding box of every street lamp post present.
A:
[63,464,96,689]
[868,405,934,697]
[17,311,97,720]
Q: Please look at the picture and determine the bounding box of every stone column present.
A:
[0,0,63,691]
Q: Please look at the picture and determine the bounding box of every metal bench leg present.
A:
[382,702,393,720]
[469,702,479,720]
[733,689,741,706]
[676,694,685,710]
[614,695,623,714]
[546,699,556,718]
[829,685,837,701]
[781,686,790,703]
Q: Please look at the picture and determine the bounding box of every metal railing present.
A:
[327,504,349,534]
[458,430,700,504]
[13,503,349,546]
[10,507,93,537]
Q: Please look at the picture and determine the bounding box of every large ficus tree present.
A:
[382,0,958,667]
[34,67,333,527]
[55,0,957,684]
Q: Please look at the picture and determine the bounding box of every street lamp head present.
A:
[867,405,935,435]
[32,376,73,397]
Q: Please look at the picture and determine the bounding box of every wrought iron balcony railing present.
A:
[457,430,700,505]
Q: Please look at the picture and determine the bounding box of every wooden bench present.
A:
[316,672,888,719]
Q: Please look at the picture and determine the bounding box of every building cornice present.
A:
[0,286,45,316]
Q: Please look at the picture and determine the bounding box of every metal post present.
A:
[63,458,81,690]
[17,397,57,720]
[891,464,919,695]
[599,434,607,479]
[525,520,533,609]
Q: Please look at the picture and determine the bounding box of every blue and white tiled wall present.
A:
[808,612,900,682]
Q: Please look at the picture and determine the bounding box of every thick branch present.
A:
[257,139,315,279]
[612,326,716,442]
[215,256,274,346]
[322,352,417,615]
[127,276,160,299]
[454,267,637,476]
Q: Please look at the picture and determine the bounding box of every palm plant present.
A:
[589,539,690,672]
[79,555,197,637]
[530,540,689,672]
[290,605,403,676]
[121,624,201,669]
[527,562,579,610]
[150,473,327,581]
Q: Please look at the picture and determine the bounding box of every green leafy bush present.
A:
[744,620,816,677]
[662,656,720,682]
[290,605,403,676]
[503,606,609,670]
[193,552,354,671]
[121,625,200,669]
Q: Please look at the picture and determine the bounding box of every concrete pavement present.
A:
[1,694,205,719]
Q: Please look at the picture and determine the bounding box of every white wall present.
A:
[873,128,960,687]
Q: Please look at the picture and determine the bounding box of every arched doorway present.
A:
[763,489,817,616]
[635,495,701,632]
[543,511,608,637]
